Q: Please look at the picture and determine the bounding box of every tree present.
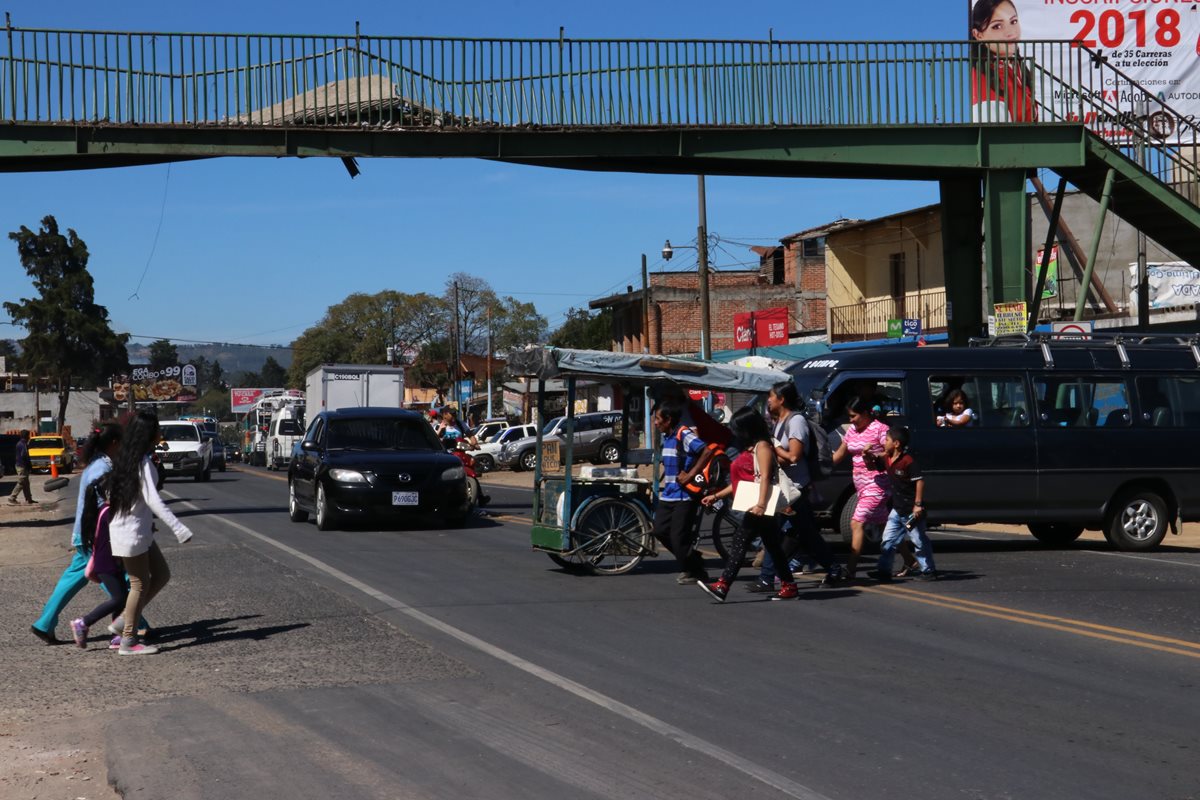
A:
[210,359,225,390]
[550,307,614,350]
[147,339,179,371]
[260,356,288,387]
[287,290,446,387]
[444,273,548,356]
[492,296,548,353]
[3,216,129,431]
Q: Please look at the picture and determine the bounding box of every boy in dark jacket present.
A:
[865,425,937,582]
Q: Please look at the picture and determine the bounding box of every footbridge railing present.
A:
[0,28,1196,198]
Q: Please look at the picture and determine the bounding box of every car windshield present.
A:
[160,426,199,442]
[29,437,63,448]
[327,418,440,451]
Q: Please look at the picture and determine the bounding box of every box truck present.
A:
[305,365,406,413]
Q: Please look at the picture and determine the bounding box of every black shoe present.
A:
[744,580,775,594]
[819,567,845,587]
[866,569,893,583]
[914,570,939,582]
[30,625,59,645]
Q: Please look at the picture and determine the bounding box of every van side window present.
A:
[1034,378,1131,428]
[824,378,906,426]
[929,375,1029,427]
[1137,376,1200,427]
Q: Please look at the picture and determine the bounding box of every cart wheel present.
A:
[547,551,592,574]
[710,505,753,568]
[570,497,652,575]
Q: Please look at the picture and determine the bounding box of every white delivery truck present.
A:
[305,364,406,413]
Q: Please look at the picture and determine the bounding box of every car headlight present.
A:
[441,466,465,481]
[328,468,367,483]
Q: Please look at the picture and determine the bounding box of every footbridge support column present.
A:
[984,169,1030,313]
[939,178,983,346]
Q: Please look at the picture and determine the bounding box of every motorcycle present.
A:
[451,440,490,511]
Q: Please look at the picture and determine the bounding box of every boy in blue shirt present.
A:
[651,399,714,585]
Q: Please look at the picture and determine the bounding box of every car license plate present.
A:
[392,492,418,506]
[163,462,174,470]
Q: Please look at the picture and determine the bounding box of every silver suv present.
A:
[498,412,623,472]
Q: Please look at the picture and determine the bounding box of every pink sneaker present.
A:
[118,642,160,656]
[108,636,122,650]
[70,618,88,649]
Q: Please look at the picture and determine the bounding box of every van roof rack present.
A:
[968,332,1200,369]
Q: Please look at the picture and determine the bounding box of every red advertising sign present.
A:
[230,388,265,414]
[733,307,790,350]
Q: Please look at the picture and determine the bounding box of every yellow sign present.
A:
[992,301,1028,336]
[540,439,562,474]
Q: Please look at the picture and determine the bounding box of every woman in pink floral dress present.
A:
[832,396,891,580]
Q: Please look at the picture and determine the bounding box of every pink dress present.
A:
[843,419,891,524]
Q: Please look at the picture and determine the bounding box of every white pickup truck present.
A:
[158,420,213,482]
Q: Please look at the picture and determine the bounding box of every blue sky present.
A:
[0,0,972,347]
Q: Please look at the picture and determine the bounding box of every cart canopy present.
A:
[508,347,790,394]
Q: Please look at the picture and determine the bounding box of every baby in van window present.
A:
[937,389,976,428]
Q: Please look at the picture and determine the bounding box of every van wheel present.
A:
[837,493,880,555]
[1027,523,1084,547]
[1107,491,1168,551]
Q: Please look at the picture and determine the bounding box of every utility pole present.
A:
[486,305,493,419]
[452,281,461,406]
[641,253,650,355]
[697,175,712,361]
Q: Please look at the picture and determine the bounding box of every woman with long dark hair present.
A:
[970,0,1037,123]
[696,407,798,602]
[107,411,194,656]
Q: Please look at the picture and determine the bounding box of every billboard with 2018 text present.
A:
[969,0,1200,137]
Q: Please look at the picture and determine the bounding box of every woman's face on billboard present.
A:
[973,1,1021,56]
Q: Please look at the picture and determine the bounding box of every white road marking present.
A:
[181,500,833,800]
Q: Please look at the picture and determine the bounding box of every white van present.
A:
[266,405,306,471]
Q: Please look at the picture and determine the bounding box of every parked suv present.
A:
[499,411,623,472]
[467,423,537,472]
[158,421,213,482]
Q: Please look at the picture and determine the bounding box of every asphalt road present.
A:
[104,466,1200,800]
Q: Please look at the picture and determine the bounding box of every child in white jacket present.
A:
[106,412,194,655]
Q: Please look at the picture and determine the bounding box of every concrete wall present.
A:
[826,207,946,306]
[0,391,111,435]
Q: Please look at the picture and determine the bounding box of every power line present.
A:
[128,163,172,301]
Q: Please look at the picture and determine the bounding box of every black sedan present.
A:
[286,408,470,531]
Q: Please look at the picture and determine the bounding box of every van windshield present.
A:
[789,370,833,409]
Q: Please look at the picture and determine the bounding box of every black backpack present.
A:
[803,411,835,481]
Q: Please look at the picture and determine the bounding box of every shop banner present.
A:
[733,307,790,350]
[969,0,1200,138]
[991,301,1029,336]
[1035,244,1060,299]
[1128,261,1200,309]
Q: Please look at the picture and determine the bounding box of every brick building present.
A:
[589,266,794,355]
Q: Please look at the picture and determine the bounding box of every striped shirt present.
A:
[660,425,706,503]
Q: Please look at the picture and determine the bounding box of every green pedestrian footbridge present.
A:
[1,27,1197,339]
